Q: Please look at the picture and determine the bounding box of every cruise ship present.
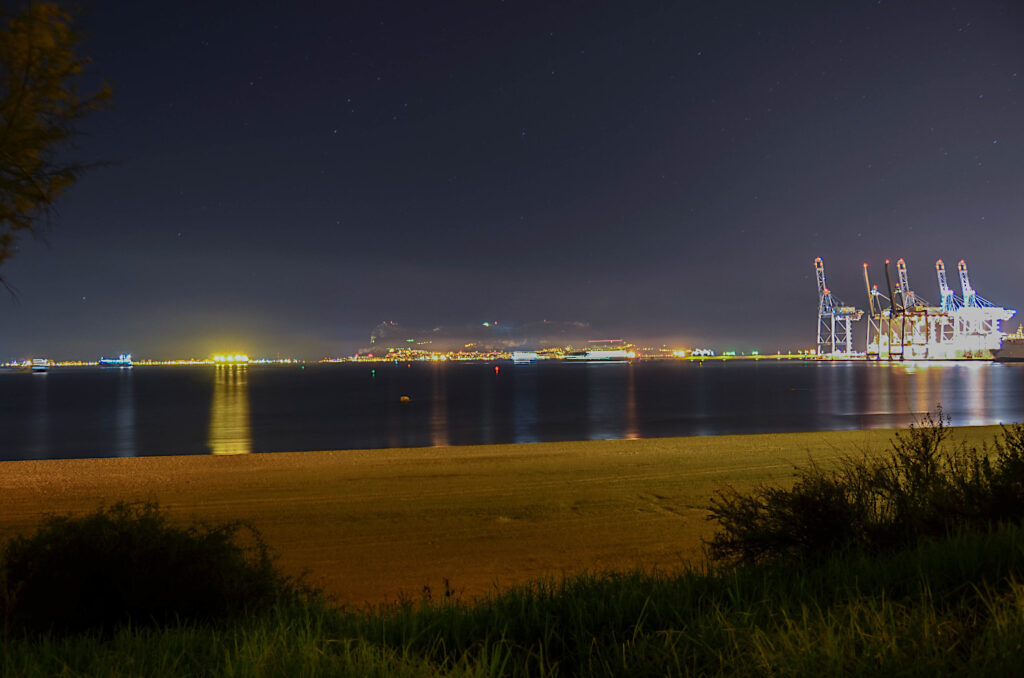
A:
[993,325,1024,362]
[30,358,49,373]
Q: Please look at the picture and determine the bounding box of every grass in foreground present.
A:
[6,417,1024,676]
[5,523,1024,677]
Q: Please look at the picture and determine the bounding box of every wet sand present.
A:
[0,426,1001,606]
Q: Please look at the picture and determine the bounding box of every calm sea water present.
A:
[2,361,1024,461]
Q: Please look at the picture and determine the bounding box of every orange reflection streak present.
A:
[209,365,252,455]
[430,365,450,447]
[625,364,640,439]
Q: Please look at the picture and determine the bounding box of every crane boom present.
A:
[896,258,915,308]
[884,259,898,313]
[936,260,956,311]
[863,263,876,315]
[958,259,977,307]
[814,257,827,297]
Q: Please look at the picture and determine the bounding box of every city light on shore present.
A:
[213,354,251,365]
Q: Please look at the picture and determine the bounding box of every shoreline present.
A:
[0,426,1004,606]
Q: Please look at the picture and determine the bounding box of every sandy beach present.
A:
[0,426,1002,606]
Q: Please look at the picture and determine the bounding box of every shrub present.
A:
[706,413,1024,565]
[0,502,299,635]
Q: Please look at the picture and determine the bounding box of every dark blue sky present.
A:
[3,1,1023,359]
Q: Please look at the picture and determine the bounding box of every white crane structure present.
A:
[856,257,1015,359]
[862,263,889,359]
[959,259,978,308]
[952,259,1014,355]
[815,257,863,356]
[896,258,927,309]
[936,260,958,312]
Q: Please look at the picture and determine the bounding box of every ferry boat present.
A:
[30,358,49,373]
[993,325,1024,362]
[512,351,544,364]
[564,349,633,362]
[563,339,636,363]
[99,353,133,368]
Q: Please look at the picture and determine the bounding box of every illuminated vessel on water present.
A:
[993,325,1024,363]
[99,353,133,368]
[30,358,49,373]
[511,351,542,364]
[563,340,636,363]
[564,349,633,362]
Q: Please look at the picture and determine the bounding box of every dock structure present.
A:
[821,257,1015,360]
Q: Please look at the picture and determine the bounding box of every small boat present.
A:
[30,358,49,373]
[99,353,133,368]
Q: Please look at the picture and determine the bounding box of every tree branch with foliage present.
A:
[0,1,109,279]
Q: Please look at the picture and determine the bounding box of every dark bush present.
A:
[706,413,1024,565]
[0,502,299,635]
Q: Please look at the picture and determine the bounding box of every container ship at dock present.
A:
[993,326,1024,362]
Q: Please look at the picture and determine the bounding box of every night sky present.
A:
[3,1,1023,359]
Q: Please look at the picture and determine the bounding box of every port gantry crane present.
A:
[931,259,961,347]
[862,262,891,360]
[896,258,927,309]
[815,257,863,356]
[935,260,959,312]
[954,259,1014,353]
[826,256,1014,360]
[959,259,981,308]
[890,258,942,357]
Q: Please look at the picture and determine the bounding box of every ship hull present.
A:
[993,342,1024,362]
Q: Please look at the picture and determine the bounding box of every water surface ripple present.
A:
[1,361,1022,461]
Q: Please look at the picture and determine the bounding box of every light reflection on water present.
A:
[625,366,640,439]
[513,365,539,444]
[208,365,251,455]
[852,360,992,427]
[3,361,1024,461]
[430,364,449,447]
[585,363,634,441]
[113,369,136,456]
[28,373,49,459]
